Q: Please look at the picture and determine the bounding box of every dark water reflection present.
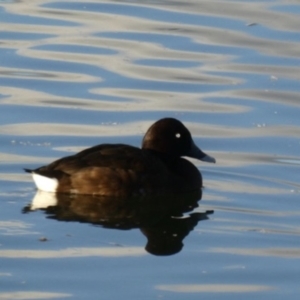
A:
[23,190,213,256]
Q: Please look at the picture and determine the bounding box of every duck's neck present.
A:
[144,149,177,164]
[144,149,202,188]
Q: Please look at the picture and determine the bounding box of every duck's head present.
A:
[142,118,216,163]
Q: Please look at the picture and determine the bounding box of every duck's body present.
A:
[25,118,215,196]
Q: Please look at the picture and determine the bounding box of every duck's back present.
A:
[45,144,154,173]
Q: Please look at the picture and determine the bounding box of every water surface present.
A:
[1,0,300,299]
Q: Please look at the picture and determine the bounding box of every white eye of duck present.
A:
[175,133,181,138]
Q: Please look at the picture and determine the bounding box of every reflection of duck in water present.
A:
[23,191,213,256]
[24,118,215,196]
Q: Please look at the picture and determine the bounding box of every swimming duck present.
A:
[25,118,215,196]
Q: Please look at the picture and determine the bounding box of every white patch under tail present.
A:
[32,173,59,193]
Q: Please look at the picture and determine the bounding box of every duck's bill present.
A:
[188,140,216,163]
[200,153,216,163]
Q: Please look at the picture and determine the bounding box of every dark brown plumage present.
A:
[25,118,215,196]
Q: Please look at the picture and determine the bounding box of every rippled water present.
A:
[1,0,300,299]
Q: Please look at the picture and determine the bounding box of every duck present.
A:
[24,118,215,197]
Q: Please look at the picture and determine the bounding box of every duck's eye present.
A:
[175,133,181,138]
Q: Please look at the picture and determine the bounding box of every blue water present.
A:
[1,0,300,299]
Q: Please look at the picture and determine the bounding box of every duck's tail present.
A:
[24,168,59,193]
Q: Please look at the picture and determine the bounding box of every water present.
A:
[1,0,300,299]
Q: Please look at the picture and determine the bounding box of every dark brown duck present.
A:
[25,118,215,196]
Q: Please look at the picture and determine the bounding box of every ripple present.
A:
[0,220,37,235]
[0,291,71,299]
[276,158,300,165]
[2,120,300,140]
[211,247,300,259]
[0,247,145,258]
[0,67,99,82]
[156,284,273,293]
